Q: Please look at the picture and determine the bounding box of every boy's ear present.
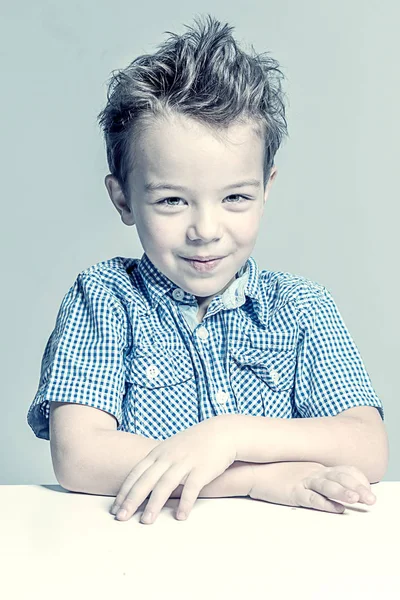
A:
[263,167,278,204]
[104,175,135,226]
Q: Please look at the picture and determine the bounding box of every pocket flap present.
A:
[229,345,296,391]
[126,345,194,389]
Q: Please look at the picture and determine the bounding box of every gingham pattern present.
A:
[27,253,384,440]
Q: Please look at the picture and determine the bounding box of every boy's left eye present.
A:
[225,194,249,203]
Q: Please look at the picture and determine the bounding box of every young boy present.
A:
[27,14,388,525]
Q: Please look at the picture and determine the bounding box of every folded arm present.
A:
[230,406,389,483]
[50,402,387,510]
[50,401,253,499]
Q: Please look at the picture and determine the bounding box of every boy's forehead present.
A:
[131,116,264,186]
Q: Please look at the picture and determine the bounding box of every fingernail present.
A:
[141,512,153,523]
[176,511,186,520]
[116,509,127,519]
[111,504,120,515]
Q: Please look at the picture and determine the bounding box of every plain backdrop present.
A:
[1,0,398,484]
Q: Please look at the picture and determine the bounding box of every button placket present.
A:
[197,326,209,340]
[216,390,229,405]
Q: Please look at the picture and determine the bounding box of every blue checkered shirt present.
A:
[27,253,384,441]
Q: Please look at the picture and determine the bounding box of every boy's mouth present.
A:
[182,255,225,261]
[181,256,225,272]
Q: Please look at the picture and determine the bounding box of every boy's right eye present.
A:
[157,197,185,206]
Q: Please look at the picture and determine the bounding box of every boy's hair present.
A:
[97,13,288,199]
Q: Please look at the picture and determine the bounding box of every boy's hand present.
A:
[291,464,376,512]
[111,415,237,524]
[250,462,376,513]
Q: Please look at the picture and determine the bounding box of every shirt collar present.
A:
[136,253,266,324]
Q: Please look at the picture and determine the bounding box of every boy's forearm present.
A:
[54,428,160,497]
[231,412,388,483]
[56,428,252,499]
[169,460,325,501]
[57,427,325,505]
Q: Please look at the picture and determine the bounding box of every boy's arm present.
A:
[50,402,252,499]
[51,402,324,503]
[230,408,389,484]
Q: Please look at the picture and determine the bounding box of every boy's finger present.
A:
[113,458,152,511]
[296,487,345,513]
[116,463,169,520]
[325,471,376,504]
[304,475,376,506]
[176,475,203,520]
[332,465,371,490]
[139,464,187,524]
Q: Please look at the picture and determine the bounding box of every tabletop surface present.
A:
[1,482,399,600]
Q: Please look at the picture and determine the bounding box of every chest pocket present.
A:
[124,345,198,440]
[228,341,297,418]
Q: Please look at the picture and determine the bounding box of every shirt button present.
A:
[270,369,280,384]
[172,288,185,301]
[197,326,209,340]
[146,365,160,379]
[216,390,229,405]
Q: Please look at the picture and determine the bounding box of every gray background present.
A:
[1,1,398,484]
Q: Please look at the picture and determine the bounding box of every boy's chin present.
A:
[184,278,235,298]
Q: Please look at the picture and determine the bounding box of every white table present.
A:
[1,482,399,599]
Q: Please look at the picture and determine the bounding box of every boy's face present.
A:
[106,113,277,312]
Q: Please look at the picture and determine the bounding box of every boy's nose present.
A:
[187,211,222,242]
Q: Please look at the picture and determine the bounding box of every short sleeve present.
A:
[293,287,385,421]
[27,273,128,440]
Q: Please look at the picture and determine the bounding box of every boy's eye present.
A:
[157,195,250,206]
[225,194,249,203]
[157,197,184,206]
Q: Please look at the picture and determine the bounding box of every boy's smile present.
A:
[181,256,225,272]
[106,112,277,316]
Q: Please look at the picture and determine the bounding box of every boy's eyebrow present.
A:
[144,179,261,193]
